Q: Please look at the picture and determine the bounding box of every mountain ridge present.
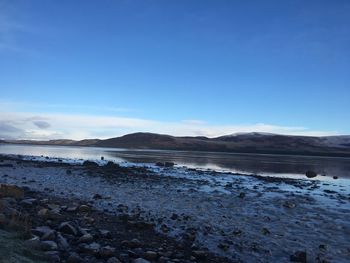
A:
[3,132,350,157]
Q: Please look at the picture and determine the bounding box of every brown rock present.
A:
[0,184,24,199]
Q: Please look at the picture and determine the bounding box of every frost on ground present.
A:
[0,155,349,263]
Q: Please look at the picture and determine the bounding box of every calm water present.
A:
[1,143,350,179]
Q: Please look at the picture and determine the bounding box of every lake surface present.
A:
[1,143,350,179]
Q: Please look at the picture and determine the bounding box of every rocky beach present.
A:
[0,154,349,263]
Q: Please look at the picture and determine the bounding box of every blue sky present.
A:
[1,0,350,139]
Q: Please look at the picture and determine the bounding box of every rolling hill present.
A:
[3,132,350,157]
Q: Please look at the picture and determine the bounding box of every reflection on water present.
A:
[1,144,350,179]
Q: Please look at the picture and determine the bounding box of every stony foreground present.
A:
[0,183,231,263]
[0,154,350,262]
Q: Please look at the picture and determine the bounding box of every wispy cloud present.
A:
[0,99,135,114]
[0,102,338,140]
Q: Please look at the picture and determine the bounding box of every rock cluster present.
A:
[0,183,229,263]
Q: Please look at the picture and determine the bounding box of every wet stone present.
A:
[58,222,77,236]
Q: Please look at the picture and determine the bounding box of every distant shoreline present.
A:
[2,140,350,158]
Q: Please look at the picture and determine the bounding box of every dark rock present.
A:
[101,156,104,160]
[143,251,158,260]
[133,258,151,263]
[100,245,116,258]
[37,208,49,217]
[20,198,37,206]
[67,252,84,263]
[262,227,270,235]
[78,233,94,243]
[106,257,121,263]
[32,226,53,237]
[99,229,112,238]
[170,213,178,220]
[0,184,24,199]
[67,205,78,212]
[155,162,165,167]
[164,162,175,167]
[323,189,337,194]
[104,161,121,170]
[283,201,296,208]
[218,243,229,251]
[79,242,101,255]
[333,176,338,179]
[305,170,317,178]
[192,250,207,259]
[118,253,130,262]
[56,233,69,251]
[82,160,99,168]
[24,235,41,249]
[41,240,58,251]
[93,194,102,200]
[41,229,56,241]
[58,222,77,236]
[225,183,233,188]
[319,244,327,250]
[239,192,246,198]
[0,164,13,167]
[44,251,60,262]
[79,205,91,212]
[0,213,6,224]
[290,251,307,263]
[122,238,142,248]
